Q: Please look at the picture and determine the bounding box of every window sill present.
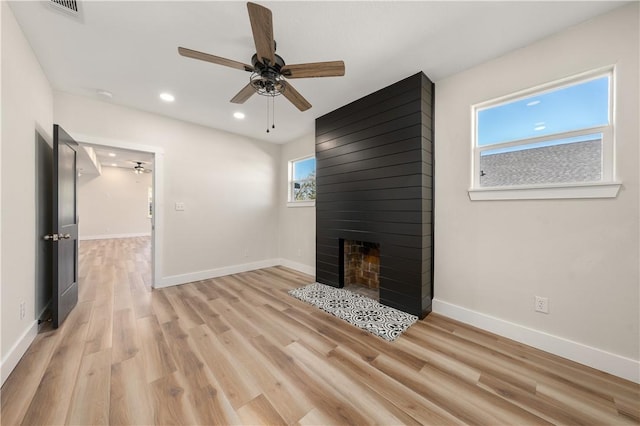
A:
[287,200,316,208]
[468,182,621,201]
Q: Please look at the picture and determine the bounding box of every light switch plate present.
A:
[175,202,185,211]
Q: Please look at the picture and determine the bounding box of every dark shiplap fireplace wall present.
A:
[315,72,434,318]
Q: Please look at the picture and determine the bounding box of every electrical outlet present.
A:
[19,302,25,320]
[297,248,302,257]
[535,296,549,314]
[243,248,249,258]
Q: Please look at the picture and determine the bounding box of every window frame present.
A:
[287,155,316,207]
[469,66,620,201]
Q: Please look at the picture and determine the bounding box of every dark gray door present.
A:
[51,124,79,328]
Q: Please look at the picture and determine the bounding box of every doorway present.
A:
[34,131,163,332]
[76,144,155,290]
[72,135,164,289]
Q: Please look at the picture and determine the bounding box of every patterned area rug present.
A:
[288,282,418,341]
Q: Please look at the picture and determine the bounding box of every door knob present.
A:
[43,233,71,241]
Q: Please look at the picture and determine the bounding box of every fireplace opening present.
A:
[342,239,380,301]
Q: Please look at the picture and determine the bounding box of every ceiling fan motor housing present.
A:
[250,53,287,96]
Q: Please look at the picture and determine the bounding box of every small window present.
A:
[288,156,316,205]
[470,68,620,200]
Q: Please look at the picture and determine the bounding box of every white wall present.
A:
[433,3,639,381]
[278,133,316,275]
[78,166,152,239]
[54,92,281,285]
[1,2,54,383]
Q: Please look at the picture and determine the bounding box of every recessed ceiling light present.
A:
[160,92,175,102]
[108,152,116,157]
[233,112,246,119]
[111,163,117,167]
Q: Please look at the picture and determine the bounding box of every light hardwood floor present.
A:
[2,237,639,425]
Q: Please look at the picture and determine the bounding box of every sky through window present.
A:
[477,75,609,147]
[293,157,316,180]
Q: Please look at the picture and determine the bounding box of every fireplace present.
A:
[315,72,434,318]
[341,239,380,299]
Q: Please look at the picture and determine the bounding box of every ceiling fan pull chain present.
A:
[272,96,276,129]
[266,95,270,133]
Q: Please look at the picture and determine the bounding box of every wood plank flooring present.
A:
[2,237,639,425]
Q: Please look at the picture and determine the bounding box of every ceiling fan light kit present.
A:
[178,1,345,131]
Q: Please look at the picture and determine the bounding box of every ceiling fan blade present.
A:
[282,82,311,111]
[247,2,275,66]
[281,61,345,79]
[178,47,254,72]
[230,83,256,104]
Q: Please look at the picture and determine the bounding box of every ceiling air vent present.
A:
[49,0,80,17]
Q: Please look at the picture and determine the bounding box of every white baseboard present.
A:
[1,321,37,385]
[432,299,640,384]
[278,258,316,276]
[158,258,281,288]
[80,232,151,241]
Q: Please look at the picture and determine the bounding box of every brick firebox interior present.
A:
[343,240,381,290]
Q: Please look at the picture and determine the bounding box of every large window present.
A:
[470,68,619,200]
[288,156,316,205]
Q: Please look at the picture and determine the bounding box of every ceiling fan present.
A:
[178,2,345,112]
[131,161,151,174]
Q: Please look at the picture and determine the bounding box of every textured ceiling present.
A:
[9,1,626,144]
